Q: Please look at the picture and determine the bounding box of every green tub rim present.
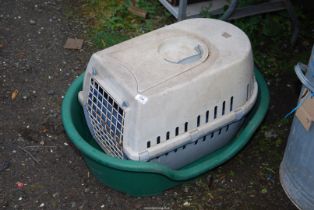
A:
[61,67,269,181]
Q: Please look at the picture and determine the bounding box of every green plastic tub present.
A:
[62,68,269,196]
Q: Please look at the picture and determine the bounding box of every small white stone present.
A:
[39,203,45,208]
[64,142,68,146]
[29,19,36,25]
[183,201,190,207]
[52,192,59,198]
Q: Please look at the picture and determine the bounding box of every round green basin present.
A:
[61,68,269,196]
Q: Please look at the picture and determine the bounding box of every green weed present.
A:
[80,0,312,79]
[81,0,174,48]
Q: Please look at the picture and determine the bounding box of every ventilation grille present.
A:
[86,78,125,159]
[146,96,235,148]
[151,123,233,161]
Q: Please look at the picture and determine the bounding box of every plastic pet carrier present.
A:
[78,18,258,169]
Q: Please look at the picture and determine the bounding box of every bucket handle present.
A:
[295,63,314,93]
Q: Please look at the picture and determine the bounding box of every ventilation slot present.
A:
[184,122,188,132]
[230,96,234,111]
[246,84,249,101]
[147,141,151,148]
[214,106,218,119]
[175,127,179,136]
[222,101,225,115]
[166,132,170,140]
[157,136,160,144]
[206,110,209,123]
[197,115,201,127]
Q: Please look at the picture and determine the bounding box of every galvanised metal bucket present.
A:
[280,46,314,210]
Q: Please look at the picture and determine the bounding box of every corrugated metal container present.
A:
[280,46,314,210]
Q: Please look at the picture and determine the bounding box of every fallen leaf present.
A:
[11,89,19,100]
[16,181,25,189]
[207,192,214,200]
[261,187,268,194]
[128,6,147,18]
[41,128,48,133]
[16,51,26,59]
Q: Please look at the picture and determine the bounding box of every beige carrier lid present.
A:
[94,18,250,93]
